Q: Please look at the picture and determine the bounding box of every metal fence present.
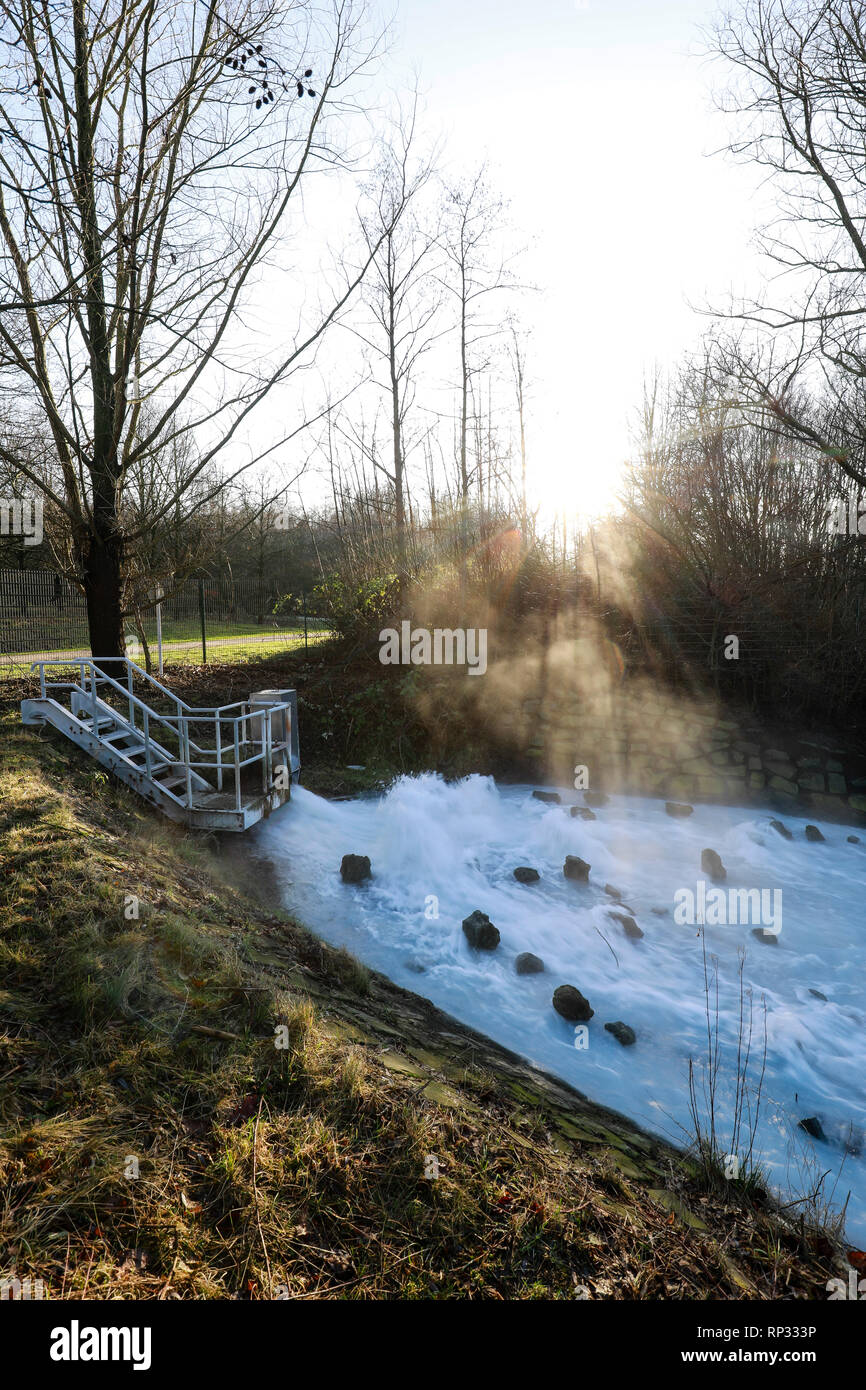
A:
[0,569,330,677]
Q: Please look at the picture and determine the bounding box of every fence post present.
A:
[198,578,207,665]
[155,596,164,678]
[303,592,308,651]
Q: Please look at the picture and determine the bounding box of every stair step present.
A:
[79,714,115,731]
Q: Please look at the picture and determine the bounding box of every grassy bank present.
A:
[0,674,853,1300]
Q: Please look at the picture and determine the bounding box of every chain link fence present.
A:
[0,569,330,677]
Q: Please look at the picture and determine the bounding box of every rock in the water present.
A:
[847,835,861,844]
[651,907,669,916]
[752,926,778,945]
[809,988,828,1001]
[584,791,609,808]
[513,866,540,883]
[563,855,591,882]
[608,910,644,940]
[665,801,694,818]
[605,1020,636,1046]
[701,847,727,882]
[532,789,561,804]
[552,984,594,1022]
[804,824,825,842]
[515,951,545,975]
[462,910,500,950]
[340,853,371,883]
[769,819,793,841]
[570,806,596,820]
[798,1116,827,1143]
[604,883,623,900]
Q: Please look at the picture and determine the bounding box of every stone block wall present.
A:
[495,689,866,824]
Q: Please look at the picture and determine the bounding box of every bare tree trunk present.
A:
[389,291,407,585]
[459,287,469,503]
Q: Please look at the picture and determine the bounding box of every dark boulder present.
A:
[570,806,596,820]
[515,952,545,975]
[798,1116,827,1143]
[701,847,727,883]
[848,836,861,844]
[563,855,591,882]
[665,801,694,818]
[462,910,500,950]
[804,824,825,842]
[340,853,371,883]
[769,819,793,841]
[513,866,540,884]
[552,984,594,1022]
[532,789,561,804]
[608,911,644,940]
[605,1021,636,1046]
[809,988,828,1001]
[604,883,623,900]
[752,927,778,945]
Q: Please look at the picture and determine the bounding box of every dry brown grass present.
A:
[0,691,850,1300]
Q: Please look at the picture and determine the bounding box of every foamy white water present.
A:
[251,775,866,1243]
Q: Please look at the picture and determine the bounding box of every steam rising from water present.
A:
[251,774,866,1243]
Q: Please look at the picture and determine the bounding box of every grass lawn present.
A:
[1,627,334,674]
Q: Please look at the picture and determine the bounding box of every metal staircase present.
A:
[21,658,300,831]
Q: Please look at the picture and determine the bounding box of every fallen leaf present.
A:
[225,1093,259,1126]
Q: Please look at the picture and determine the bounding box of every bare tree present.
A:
[708,0,866,488]
[507,315,530,540]
[439,167,513,505]
[347,102,441,581]
[0,0,391,667]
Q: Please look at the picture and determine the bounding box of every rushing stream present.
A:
[250,774,866,1244]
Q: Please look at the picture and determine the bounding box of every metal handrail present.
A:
[31,658,290,738]
[32,656,252,717]
[33,659,187,753]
